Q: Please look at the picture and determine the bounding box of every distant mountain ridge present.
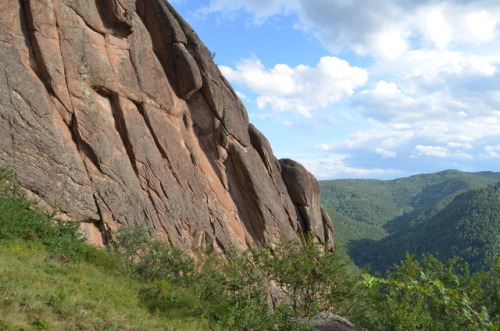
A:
[320,170,500,271]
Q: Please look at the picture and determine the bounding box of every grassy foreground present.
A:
[0,240,205,330]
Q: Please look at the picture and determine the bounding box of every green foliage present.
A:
[111,226,195,283]
[360,254,498,330]
[320,170,500,273]
[192,246,285,330]
[252,236,359,318]
[0,240,206,330]
[0,169,118,268]
[0,169,206,329]
[138,280,202,318]
[110,228,363,330]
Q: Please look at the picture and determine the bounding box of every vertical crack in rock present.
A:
[134,101,184,189]
[225,148,265,244]
[103,91,139,175]
[69,113,101,172]
[18,0,54,95]
[2,70,15,155]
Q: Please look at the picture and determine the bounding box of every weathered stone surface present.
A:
[280,158,334,249]
[312,312,359,331]
[0,0,334,250]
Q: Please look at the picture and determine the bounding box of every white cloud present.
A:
[203,0,500,59]
[312,129,415,152]
[372,50,500,97]
[296,154,398,179]
[195,0,500,177]
[234,90,249,101]
[354,81,422,122]
[220,56,367,117]
[447,142,473,149]
[412,145,450,158]
[375,148,397,158]
[412,145,473,159]
[484,144,500,158]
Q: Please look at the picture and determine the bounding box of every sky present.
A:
[169,0,500,180]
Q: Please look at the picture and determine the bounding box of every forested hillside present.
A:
[320,170,500,245]
[320,170,500,272]
[351,183,500,272]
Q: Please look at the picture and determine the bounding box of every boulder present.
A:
[312,312,359,331]
[280,159,334,249]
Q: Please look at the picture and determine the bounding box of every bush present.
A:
[0,169,114,266]
[111,226,195,283]
[251,236,361,318]
[138,280,202,318]
[180,246,272,330]
[360,254,497,330]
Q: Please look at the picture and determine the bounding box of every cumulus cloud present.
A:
[447,142,473,149]
[295,154,398,179]
[412,145,474,159]
[312,129,415,152]
[355,52,500,145]
[372,50,500,100]
[412,145,451,158]
[220,56,367,116]
[202,0,500,59]
[375,148,397,158]
[353,81,423,122]
[197,0,500,177]
[484,144,500,158]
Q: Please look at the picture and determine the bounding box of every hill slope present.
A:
[320,170,500,246]
[350,183,500,272]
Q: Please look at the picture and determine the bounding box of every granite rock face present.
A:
[0,0,334,250]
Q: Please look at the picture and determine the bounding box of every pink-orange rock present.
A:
[0,0,334,251]
[280,159,334,249]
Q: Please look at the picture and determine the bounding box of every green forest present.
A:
[320,170,500,273]
[351,183,500,272]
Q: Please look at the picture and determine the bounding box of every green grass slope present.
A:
[0,241,205,330]
[0,170,206,330]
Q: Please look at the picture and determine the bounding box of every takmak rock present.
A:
[0,0,334,250]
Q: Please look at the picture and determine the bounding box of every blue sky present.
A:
[170,0,500,179]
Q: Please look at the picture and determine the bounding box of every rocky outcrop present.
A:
[0,0,334,250]
[312,312,359,331]
[280,159,334,250]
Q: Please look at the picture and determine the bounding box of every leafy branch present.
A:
[361,272,494,330]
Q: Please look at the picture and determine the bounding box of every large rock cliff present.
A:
[0,0,333,250]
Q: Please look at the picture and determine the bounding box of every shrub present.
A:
[138,280,201,318]
[111,226,195,283]
[251,236,361,319]
[360,254,497,330]
[0,169,112,266]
